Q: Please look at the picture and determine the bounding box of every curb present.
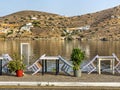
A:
[0,82,120,87]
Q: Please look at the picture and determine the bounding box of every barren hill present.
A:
[68,5,120,40]
[0,5,120,40]
[0,10,70,39]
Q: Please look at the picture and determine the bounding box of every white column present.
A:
[20,43,30,66]
[98,58,101,74]
[112,59,115,74]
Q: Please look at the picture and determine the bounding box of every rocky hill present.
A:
[0,10,70,39]
[68,5,120,40]
[0,5,120,40]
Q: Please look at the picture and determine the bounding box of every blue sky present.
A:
[0,0,120,17]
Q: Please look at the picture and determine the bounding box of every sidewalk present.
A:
[0,72,120,87]
[0,82,120,87]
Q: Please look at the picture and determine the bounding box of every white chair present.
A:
[81,55,98,74]
[58,56,73,75]
[27,59,42,75]
[27,54,45,75]
[112,53,120,73]
[2,54,13,73]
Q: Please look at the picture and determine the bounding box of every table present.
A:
[40,56,59,75]
[0,56,3,75]
[97,56,115,74]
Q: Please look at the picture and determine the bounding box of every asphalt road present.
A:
[0,86,120,90]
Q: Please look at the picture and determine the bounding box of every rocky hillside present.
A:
[68,5,120,40]
[0,10,70,39]
[0,5,120,40]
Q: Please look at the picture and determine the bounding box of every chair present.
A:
[81,55,98,74]
[58,56,73,75]
[27,54,45,75]
[2,54,13,73]
[112,53,120,73]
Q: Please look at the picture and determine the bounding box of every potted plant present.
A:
[71,48,85,77]
[8,53,26,77]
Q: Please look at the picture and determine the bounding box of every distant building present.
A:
[0,23,19,29]
[111,15,120,19]
[20,23,33,32]
[0,23,19,34]
[66,25,90,34]
[0,29,9,33]
[77,25,90,30]
[31,17,37,20]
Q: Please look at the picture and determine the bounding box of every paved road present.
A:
[0,86,120,90]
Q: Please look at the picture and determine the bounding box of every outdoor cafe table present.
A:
[97,56,115,74]
[40,56,59,75]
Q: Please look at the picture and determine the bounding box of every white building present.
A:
[20,23,33,31]
[77,25,90,30]
[31,17,37,20]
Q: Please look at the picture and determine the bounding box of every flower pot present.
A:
[16,70,23,77]
[74,69,81,77]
